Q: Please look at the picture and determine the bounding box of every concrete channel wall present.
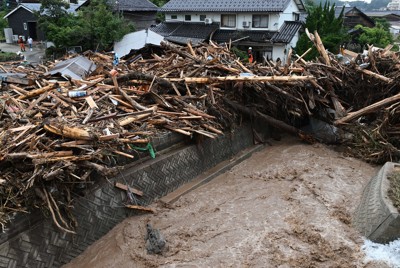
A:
[353,162,400,243]
[0,123,268,267]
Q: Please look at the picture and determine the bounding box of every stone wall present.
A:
[0,123,266,267]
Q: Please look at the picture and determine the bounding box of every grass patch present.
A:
[0,51,20,62]
[388,171,400,211]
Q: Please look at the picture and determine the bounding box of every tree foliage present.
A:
[355,22,393,49]
[295,2,348,60]
[149,0,168,7]
[36,0,134,51]
[77,0,134,51]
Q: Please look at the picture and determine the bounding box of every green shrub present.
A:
[0,52,20,62]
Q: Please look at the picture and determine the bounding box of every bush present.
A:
[0,51,20,62]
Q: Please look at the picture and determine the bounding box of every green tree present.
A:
[0,0,11,40]
[77,0,134,51]
[295,2,348,60]
[355,22,393,49]
[149,0,168,6]
[36,0,70,30]
[36,0,134,51]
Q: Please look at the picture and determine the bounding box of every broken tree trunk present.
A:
[335,92,400,125]
[222,97,315,143]
[167,75,315,84]
[104,71,173,90]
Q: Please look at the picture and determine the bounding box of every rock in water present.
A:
[145,223,166,254]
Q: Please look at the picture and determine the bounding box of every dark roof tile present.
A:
[271,21,302,43]
[116,0,158,11]
[161,0,293,12]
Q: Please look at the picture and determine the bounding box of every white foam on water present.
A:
[362,238,400,268]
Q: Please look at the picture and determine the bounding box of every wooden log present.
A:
[313,30,331,66]
[125,205,155,213]
[335,92,400,125]
[161,41,202,63]
[295,47,312,64]
[33,155,92,164]
[9,84,29,95]
[223,97,315,143]
[183,107,216,119]
[113,150,134,159]
[7,150,73,159]
[18,83,59,100]
[119,88,147,111]
[114,182,143,196]
[44,123,94,140]
[0,75,34,85]
[166,75,315,83]
[202,124,224,135]
[104,71,173,89]
[357,67,393,83]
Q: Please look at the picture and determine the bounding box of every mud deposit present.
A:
[64,137,390,268]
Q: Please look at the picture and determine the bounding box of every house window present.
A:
[252,14,269,28]
[185,15,191,21]
[200,15,206,21]
[221,14,236,28]
[171,15,177,20]
[293,13,300,21]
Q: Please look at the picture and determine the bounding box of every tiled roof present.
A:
[160,0,294,12]
[114,0,158,12]
[150,22,219,44]
[271,21,302,43]
[212,29,276,43]
[4,3,81,18]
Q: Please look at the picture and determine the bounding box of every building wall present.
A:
[163,0,303,62]
[123,11,158,31]
[166,11,301,32]
[6,8,45,41]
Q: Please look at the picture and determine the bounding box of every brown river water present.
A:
[64,136,390,268]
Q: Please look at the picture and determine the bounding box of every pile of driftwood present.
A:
[1,29,400,232]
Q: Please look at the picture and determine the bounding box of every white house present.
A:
[151,0,306,62]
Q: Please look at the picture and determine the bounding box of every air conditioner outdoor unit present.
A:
[242,21,251,28]
[204,18,213,24]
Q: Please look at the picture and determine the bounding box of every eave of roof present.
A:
[4,4,33,19]
[150,21,219,39]
[212,29,276,43]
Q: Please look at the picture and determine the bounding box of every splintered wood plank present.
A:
[115,182,143,196]
[125,205,155,213]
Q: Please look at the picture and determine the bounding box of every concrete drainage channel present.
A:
[353,162,400,243]
[0,123,269,267]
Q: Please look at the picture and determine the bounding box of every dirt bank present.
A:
[64,137,390,268]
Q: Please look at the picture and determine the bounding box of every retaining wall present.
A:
[0,123,268,267]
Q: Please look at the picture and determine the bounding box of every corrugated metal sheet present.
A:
[46,56,96,80]
[114,29,164,57]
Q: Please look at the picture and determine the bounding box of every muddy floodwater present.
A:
[64,137,391,268]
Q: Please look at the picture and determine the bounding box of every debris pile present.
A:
[1,30,400,231]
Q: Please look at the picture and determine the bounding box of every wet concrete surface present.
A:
[0,41,45,65]
[64,136,390,268]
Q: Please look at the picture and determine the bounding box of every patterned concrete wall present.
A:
[0,124,263,267]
